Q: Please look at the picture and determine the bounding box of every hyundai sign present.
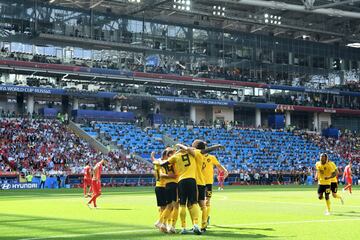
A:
[1,183,38,190]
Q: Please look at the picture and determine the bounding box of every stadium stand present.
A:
[1,118,360,186]
[81,122,360,179]
[0,118,150,176]
[82,122,165,160]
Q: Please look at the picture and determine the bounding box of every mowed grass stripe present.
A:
[1,186,360,240]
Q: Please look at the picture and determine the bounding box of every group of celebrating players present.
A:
[151,140,228,235]
[81,139,228,235]
[80,141,354,235]
[315,153,353,215]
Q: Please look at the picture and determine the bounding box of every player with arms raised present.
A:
[87,159,106,208]
[202,150,228,227]
[191,140,226,232]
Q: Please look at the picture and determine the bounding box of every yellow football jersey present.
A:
[163,163,178,184]
[328,161,338,183]
[154,164,166,187]
[203,154,220,185]
[194,149,206,186]
[315,161,336,185]
[168,150,197,182]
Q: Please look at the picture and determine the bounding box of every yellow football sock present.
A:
[325,199,331,212]
[201,205,208,229]
[334,194,342,199]
[160,207,171,224]
[180,205,187,228]
[206,204,211,219]
[158,208,164,221]
[166,206,173,225]
[172,207,179,227]
[188,204,200,225]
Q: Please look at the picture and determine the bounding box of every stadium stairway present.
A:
[81,122,166,162]
[68,121,110,154]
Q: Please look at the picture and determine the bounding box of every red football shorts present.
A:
[84,178,92,186]
[91,180,101,195]
[346,177,353,185]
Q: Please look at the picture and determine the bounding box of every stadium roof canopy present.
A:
[47,0,360,47]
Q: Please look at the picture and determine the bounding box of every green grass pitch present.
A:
[1,185,360,240]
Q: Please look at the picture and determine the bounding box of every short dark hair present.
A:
[161,150,167,159]
[320,153,328,160]
[167,149,175,156]
[192,139,206,150]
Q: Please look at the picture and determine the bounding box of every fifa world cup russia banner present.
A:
[0,85,55,94]
[0,85,117,99]
[1,183,38,190]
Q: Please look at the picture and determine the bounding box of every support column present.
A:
[255,109,261,128]
[104,99,110,111]
[115,100,121,112]
[61,96,69,114]
[285,111,291,127]
[154,103,160,114]
[27,95,34,115]
[313,112,319,132]
[73,98,79,110]
[16,93,24,115]
[289,52,293,65]
[190,105,196,124]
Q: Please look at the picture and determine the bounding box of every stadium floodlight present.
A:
[173,0,191,11]
[346,43,360,48]
[264,13,282,25]
[212,5,226,16]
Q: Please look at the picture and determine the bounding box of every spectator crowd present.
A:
[0,118,151,177]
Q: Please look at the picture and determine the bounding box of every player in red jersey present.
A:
[217,169,225,190]
[342,162,353,194]
[87,159,106,208]
[83,162,92,198]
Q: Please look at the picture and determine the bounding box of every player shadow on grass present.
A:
[331,211,360,217]
[0,213,151,236]
[212,225,274,231]
[199,229,285,239]
[2,213,285,239]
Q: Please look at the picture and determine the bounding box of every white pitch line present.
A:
[217,218,360,227]
[18,218,360,240]
[220,198,360,208]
